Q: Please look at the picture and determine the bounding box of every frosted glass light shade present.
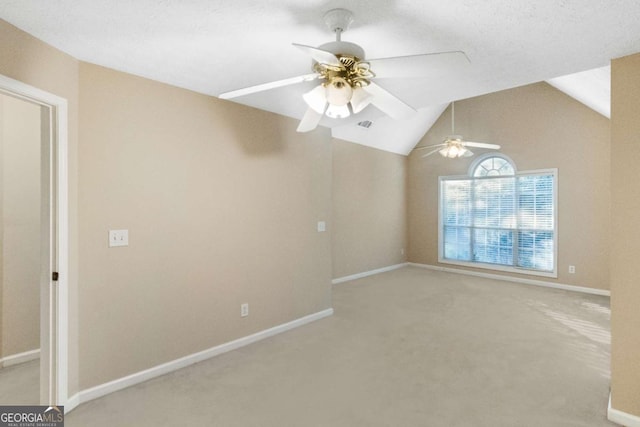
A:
[350,87,372,113]
[303,85,328,114]
[325,77,353,106]
[439,145,469,158]
[326,104,350,118]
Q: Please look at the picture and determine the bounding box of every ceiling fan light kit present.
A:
[439,143,472,158]
[298,10,377,124]
[219,8,471,133]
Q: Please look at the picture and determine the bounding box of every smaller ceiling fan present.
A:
[413,102,500,158]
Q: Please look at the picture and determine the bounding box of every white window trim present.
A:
[438,167,558,279]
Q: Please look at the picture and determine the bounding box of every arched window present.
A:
[470,154,515,177]
[439,154,557,277]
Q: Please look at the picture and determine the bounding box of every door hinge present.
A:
[52,272,59,281]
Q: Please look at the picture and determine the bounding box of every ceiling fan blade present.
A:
[414,143,446,151]
[421,147,445,158]
[297,106,326,133]
[462,149,474,157]
[292,43,342,67]
[462,141,501,150]
[363,82,416,120]
[219,73,319,99]
[368,51,470,79]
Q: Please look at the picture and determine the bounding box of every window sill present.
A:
[438,257,558,279]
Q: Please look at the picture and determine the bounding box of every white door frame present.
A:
[0,74,69,406]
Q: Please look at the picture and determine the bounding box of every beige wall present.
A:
[78,63,332,389]
[610,52,640,417]
[0,19,333,394]
[0,96,2,359]
[408,82,611,291]
[332,139,407,278]
[0,19,80,395]
[0,93,41,359]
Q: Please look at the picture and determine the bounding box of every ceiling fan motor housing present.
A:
[318,41,365,60]
[314,42,373,91]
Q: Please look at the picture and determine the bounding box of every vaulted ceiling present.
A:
[1,1,636,154]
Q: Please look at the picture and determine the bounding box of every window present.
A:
[439,154,557,277]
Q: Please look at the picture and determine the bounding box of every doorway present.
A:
[0,92,42,405]
[0,74,69,407]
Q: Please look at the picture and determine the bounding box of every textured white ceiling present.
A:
[332,104,449,155]
[0,1,635,153]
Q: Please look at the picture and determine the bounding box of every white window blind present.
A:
[439,157,556,276]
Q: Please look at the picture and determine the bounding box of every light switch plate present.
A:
[109,229,129,247]
[317,221,326,232]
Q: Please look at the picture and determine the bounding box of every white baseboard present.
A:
[332,263,409,285]
[64,393,80,414]
[609,392,640,426]
[409,263,610,297]
[66,308,333,412]
[0,349,40,368]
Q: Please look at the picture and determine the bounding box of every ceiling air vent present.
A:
[357,120,373,128]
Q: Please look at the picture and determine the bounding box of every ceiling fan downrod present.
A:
[451,101,456,134]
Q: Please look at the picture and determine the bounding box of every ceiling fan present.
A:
[219,8,470,132]
[413,101,500,158]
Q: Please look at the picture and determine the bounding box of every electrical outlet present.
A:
[568,265,576,274]
[240,303,249,317]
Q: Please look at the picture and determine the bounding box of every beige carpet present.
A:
[66,266,616,426]
[0,359,39,405]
